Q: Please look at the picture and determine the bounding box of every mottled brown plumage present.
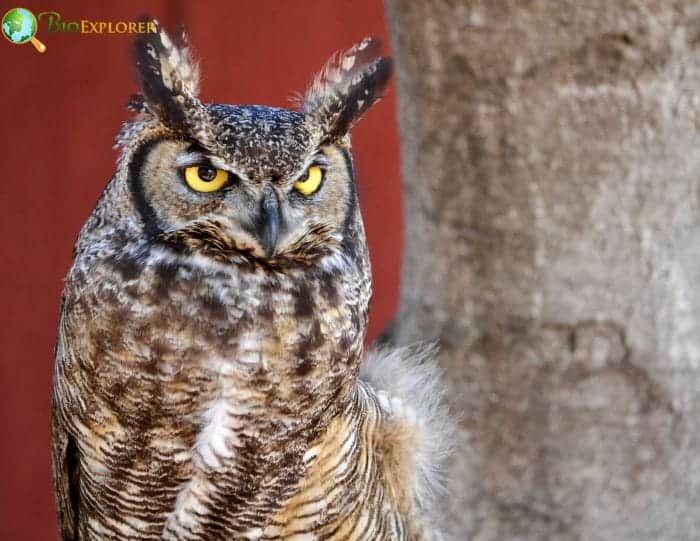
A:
[52,21,451,540]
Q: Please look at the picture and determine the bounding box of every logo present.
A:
[2,8,157,53]
[2,7,46,53]
[38,12,156,35]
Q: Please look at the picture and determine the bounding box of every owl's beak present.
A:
[257,185,281,257]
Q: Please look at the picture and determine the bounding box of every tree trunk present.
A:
[385,1,700,539]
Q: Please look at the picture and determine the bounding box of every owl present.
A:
[52,22,451,541]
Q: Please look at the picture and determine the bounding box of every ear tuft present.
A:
[132,19,222,152]
[133,19,202,128]
[303,38,394,141]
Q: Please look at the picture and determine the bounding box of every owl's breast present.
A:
[67,244,370,433]
[60,243,371,537]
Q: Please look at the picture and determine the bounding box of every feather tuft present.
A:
[303,37,393,141]
[132,19,219,151]
[360,344,455,522]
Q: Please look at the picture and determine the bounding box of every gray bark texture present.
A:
[385,1,700,539]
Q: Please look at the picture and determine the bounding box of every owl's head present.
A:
[118,23,392,267]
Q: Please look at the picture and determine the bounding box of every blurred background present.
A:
[0,2,401,539]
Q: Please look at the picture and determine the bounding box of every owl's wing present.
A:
[52,328,81,541]
[52,410,80,540]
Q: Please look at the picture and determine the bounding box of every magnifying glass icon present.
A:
[2,8,47,53]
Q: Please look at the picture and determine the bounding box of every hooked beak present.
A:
[257,185,281,257]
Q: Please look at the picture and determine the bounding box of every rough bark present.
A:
[385,1,700,539]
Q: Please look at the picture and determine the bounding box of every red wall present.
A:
[0,2,401,539]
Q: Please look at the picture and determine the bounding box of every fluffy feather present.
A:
[360,344,454,522]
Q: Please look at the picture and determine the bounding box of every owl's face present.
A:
[135,105,357,261]
[135,107,355,261]
[121,26,392,266]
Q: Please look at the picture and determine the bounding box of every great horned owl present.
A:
[52,22,451,541]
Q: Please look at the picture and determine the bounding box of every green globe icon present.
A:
[2,7,46,52]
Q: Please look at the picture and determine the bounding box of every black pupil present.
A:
[198,167,217,182]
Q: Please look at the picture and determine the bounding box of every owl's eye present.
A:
[184,166,230,193]
[294,166,324,196]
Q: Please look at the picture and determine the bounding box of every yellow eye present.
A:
[294,166,324,196]
[184,166,230,193]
